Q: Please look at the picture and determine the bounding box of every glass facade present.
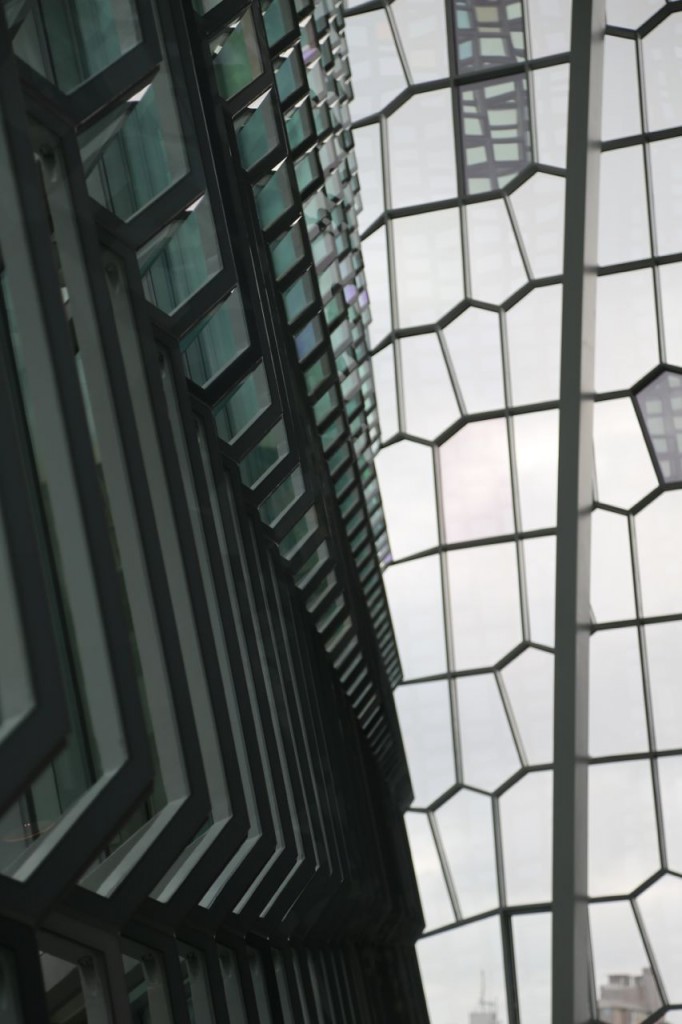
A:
[343,0,682,1022]
[4,0,682,1022]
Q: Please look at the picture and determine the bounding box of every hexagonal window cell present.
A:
[606,0,665,32]
[635,369,682,483]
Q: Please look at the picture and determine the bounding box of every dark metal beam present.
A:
[552,2,605,1021]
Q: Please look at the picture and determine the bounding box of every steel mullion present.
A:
[552,2,605,1022]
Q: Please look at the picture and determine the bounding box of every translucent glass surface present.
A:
[405,812,455,931]
[466,199,527,304]
[598,148,650,267]
[393,210,464,327]
[456,674,520,791]
[391,0,449,81]
[387,92,457,209]
[442,307,505,413]
[400,335,459,440]
[594,270,659,393]
[376,443,439,559]
[435,790,499,918]
[384,557,448,679]
[447,543,522,670]
[501,648,554,765]
[345,9,406,121]
[500,771,553,905]
[417,919,507,1024]
[637,875,682,1004]
[513,914,552,1024]
[506,285,562,406]
[440,420,514,543]
[395,684,454,808]
[589,760,659,896]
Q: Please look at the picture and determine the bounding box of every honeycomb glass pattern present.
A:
[346,0,682,1022]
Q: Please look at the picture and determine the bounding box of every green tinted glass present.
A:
[138,196,222,314]
[214,363,271,442]
[13,0,140,93]
[182,289,250,387]
[212,11,263,100]
[240,419,289,487]
[82,68,188,221]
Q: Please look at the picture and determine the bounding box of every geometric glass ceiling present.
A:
[345,0,682,1021]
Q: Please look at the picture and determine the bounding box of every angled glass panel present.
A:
[513,913,552,1024]
[509,172,565,278]
[593,398,657,509]
[404,812,455,931]
[590,900,661,1022]
[589,760,659,897]
[13,0,140,93]
[466,198,527,304]
[181,288,250,387]
[447,543,522,670]
[214,363,271,442]
[395,683,455,807]
[636,492,682,618]
[211,10,263,100]
[345,9,407,121]
[500,770,553,905]
[387,91,457,208]
[501,648,554,765]
[384,556,448,679]
[138,195,222,315]
[595,270,658,394]
[512,410,559,530]
[589,630,648,758]
[390,0,449,82]
[393,210,464,328]
[435,789,499,918]
[400,334,460,441]
[525,0,571,58]
[460,75,532,194]
[637,875,682,1004]
[531,64,569,168]
[590,511,637,623]
[601,35,641,141]
[637,370,682,482]
[82,63,189,220]
[440,420,515,543]
[456,673,520,792]
[598,148,650,267]
[442,307,505,414]
[417,919,507,1024]
[642,13,682,132]
[375,442,438,560]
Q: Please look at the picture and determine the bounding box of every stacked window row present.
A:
[7,0,407,780]
[0,1,423,1021]
[193,0,405,770]
[0,928,424,1024]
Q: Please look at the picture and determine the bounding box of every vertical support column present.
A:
[552,2,605,1023]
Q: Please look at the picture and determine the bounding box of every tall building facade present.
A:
[0,0,429,1021]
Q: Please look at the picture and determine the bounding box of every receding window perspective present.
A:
[1,0,682,1022]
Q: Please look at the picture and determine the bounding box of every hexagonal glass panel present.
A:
[636,370,682,483]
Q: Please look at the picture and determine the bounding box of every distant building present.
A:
[598,969,664,1024]
[469,1009,499,1024]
